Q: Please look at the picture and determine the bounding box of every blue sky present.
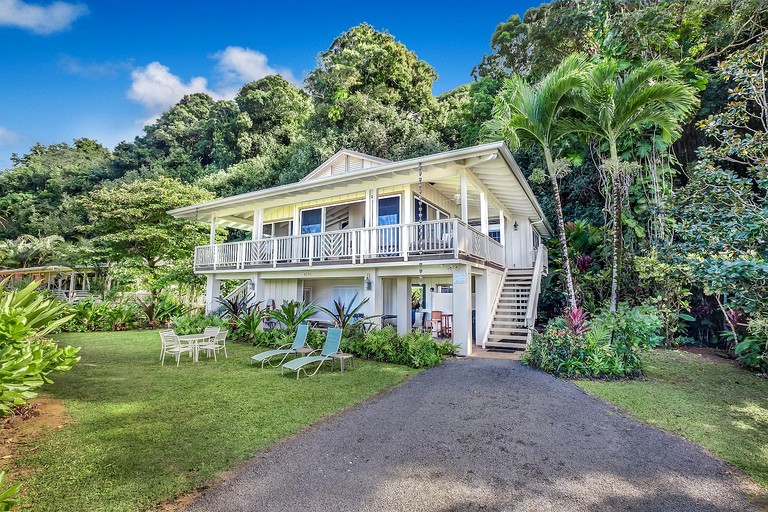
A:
[0,0,536,169]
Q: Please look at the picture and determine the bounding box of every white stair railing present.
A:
[524,245,548,342]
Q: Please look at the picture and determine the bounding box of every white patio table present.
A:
[177,333,214,362]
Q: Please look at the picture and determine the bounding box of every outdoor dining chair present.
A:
[199,329,228,361]
[160,331,194,367]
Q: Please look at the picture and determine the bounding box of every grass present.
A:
[11,330,416,511]
[577,349,768,492]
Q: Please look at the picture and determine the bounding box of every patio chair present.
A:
[251,323,309,368]
[281,328,342,380]
[199,329,228,361]
[160,331,194,367]
[428,311,443,337]
[159,329,175,362]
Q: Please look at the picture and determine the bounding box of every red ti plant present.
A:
[574,254,594,272]
[565,307,589,336]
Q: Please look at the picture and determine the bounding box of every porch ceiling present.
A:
[169,142,553,237]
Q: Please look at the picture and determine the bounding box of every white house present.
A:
[168,141,550,356]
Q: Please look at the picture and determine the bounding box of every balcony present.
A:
[193,219,505,272]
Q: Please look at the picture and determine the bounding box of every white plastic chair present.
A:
[202,330,228,361]
[159,329,176,362]
[160,331,193,367]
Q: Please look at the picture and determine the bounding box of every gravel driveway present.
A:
[186,358,761,511]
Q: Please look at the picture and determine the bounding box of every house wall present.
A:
[506,216,535,268]
[262,278,300,307]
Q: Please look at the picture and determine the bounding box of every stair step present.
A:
[485,341,528,350]
[489,329,528,335]
[488,333,529,340]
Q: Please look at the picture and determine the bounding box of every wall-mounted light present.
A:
[364,274,372,290]
[513,221,519,231]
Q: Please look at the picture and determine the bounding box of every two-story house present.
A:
[169,141,550,356]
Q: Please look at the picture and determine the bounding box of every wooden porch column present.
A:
[395,276,410,335]
[460,173,469,223]
[451,265,472,356]
[252,209,262,240]
[205,275,221,314]
[499,213,507,268]
[403,186,413,260]
[480,192,489,235]
[209,216,217,245]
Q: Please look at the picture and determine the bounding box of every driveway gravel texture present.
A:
[187,358,761,512]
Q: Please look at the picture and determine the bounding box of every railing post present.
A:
[403,223,409,261]
[351,231,357,264]
[453,219,460,259]
[213,245,219,271]
[272,239,278,268]
[308,234,314,267]
[237,242,245,269]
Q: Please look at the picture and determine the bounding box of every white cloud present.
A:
[0,126,20,147]
[214,46,298,94]
[0,0,88,35]
[127,61,215,119]
[127,48,297,125]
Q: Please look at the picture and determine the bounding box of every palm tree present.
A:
[485,55,588,310]
[562,58,699,311]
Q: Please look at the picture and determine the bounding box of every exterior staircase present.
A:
[485,269,534,350]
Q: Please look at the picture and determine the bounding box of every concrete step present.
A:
[485,341,528,350]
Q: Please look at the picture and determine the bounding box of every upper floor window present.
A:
[378,196,400,226]
[301,208,322,234]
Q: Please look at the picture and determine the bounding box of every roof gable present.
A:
[301,149,391,182]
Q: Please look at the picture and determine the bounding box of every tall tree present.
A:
[304,23,445,160]
[563,58,699,311]
[485,55,588,310]
[78,178,215,298]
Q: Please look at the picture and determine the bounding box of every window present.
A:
[414,198,448,222]
[532,231,541,251]
[262,221,292,238]
[332,286,362,308]
[302,287,312,303]
[378,196,400,226]
[300,208,322,234]
[489,230,501,243]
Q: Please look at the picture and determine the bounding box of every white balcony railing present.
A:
[193,219,506,271]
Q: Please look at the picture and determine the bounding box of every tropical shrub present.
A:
[233,308,266,342]
[0,471,20,511]
[523,305,662,379]
[250,328,293,348]
[319,295,375,330]
[269,300,318,333]
[0,279,80,415]
[64,297,140,332]
[172,313,229,336]
[342,326,456,368]
[735,316,768,373]
[135,294,187,328]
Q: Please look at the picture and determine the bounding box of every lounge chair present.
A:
[281,328,342,379]
[250,323,309,368]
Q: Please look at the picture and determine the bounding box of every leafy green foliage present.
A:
[0,279,80,415]
[135,294,187,329]
[171,313,229,336]
[735,316,768,373]
[269,300,318,334]
[523,305,662,379]
[0,471,21,511]
[339,325,456,368]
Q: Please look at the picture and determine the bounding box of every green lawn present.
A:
[12,330,416,511]
[578,349,768,492]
